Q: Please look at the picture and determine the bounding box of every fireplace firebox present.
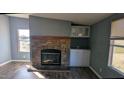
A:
[41,49,61,65]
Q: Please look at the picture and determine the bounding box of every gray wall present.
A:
[0,15,11,63]
[29,16,71,36]
[90,13,124,78]
[9,17,30,60]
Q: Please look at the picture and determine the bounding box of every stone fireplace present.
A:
[31,36,70,68]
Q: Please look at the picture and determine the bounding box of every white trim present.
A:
[89,66,102,79]
[0,60,12,67]
[108,42,113,66]
[11,60,31,62]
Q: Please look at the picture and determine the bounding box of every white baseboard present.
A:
[0,60,12,67]
[11,60,31,62]
[89,66,102,79]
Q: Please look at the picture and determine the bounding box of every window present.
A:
[18,29,30,52]
[109,18,124,74]
[110,40,124,72]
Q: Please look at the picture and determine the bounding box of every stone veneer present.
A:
[30,36,70,68]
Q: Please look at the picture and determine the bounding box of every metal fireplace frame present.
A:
[41,49,61,65]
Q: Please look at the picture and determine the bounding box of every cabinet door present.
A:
[70,49,90,67]
[71,26,90,37]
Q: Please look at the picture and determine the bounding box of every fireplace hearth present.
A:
[41,49,61,65]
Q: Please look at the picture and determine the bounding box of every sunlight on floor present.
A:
[32,72,45,79]
[25,65,46,79]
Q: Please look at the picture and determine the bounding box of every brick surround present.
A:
[30,36,70,68]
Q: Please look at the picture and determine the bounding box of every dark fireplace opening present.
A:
[41,49,61,65]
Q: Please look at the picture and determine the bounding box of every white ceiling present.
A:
[6,14,30,19]
[32,13,113,25]
[7,13,113,25]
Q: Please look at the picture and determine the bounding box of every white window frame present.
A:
[17,29,30,53]
[108,37,124,75]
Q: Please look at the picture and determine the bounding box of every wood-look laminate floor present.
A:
[0,62,98,79]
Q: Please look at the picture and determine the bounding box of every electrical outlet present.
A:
[23,55,26,59]
[99,68,102,73]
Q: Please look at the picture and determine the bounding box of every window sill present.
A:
[109,66,124,76]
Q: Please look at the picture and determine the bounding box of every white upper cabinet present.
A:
[71,26,90,37]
